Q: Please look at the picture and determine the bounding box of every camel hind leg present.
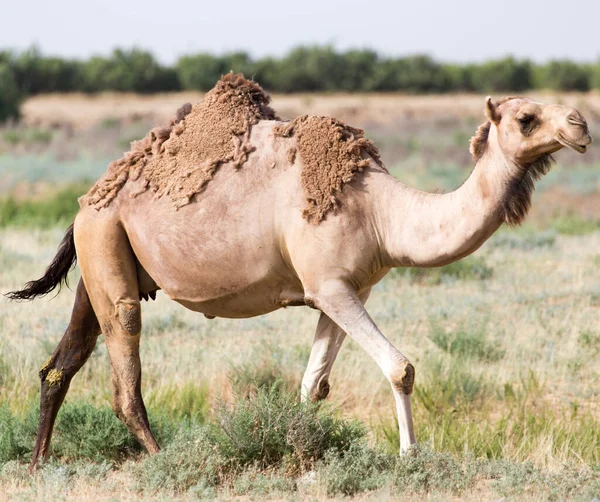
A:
[75,216,159,456]
[31,278,101,470]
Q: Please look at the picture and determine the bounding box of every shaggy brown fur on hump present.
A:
[274,115,385,223]
[80,74,278,210]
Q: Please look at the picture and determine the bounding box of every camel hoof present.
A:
[400,444,419,457]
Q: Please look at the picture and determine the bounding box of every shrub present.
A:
[137,424,222,492]
[50,401,142,462]
[233,467,296,496]
[0,404,37,464]
[394,445,478,494]
[211,383,365,473]
[317,443,393,496]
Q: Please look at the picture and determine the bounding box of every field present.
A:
[1,91,600,500]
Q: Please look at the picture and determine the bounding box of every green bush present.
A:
[138,385,365,493]
[137,424,222,492]
[51,401,141,462]
[0,404,37,464]
[211,383,365,473]
[394,445,478,494]
[317,443,393,496]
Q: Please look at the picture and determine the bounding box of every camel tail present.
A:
[6,224,77,301]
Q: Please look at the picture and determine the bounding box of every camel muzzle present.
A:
[557,118,592,154]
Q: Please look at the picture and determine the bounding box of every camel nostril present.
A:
[567,113,587,128]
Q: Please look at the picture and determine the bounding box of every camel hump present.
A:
[80,73,279,211]
[274,115,386,224]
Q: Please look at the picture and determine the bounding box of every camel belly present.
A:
[133,243,305,319]
[171,280,306,319]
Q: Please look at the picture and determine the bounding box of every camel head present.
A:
[478,96,592,165]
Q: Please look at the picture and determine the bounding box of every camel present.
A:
[8,75,591,470]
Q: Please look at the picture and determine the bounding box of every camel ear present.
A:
[484,96,501,124]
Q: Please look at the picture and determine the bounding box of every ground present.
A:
[0,91,599,500]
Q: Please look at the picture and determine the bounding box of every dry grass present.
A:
[17,91,600,135]
[1,91,600,500]
[2,226,600,499]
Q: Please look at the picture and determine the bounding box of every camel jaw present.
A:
[556,133,591,154]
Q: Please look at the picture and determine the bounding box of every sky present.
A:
[3,0,599,63]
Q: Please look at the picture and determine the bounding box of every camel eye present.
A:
[518,114,534,127]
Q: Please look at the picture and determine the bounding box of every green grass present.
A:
[0,183,88,228]
[2,128,53,146]
[228,345,304,397]
[393,256,493,285]
[428,324,505,362]
[488,228,557,250]
[2,373,600,499]
[378,363,600,465]
[551,214,600,235]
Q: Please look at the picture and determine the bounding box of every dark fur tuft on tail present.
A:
[6,224,77,301]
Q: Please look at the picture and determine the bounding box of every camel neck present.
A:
[378,148,514,268]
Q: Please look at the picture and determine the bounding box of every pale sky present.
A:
[4,0,599,63]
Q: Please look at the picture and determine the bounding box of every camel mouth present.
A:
[557,133,589,154]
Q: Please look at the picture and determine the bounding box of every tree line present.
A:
[1,46,600,121]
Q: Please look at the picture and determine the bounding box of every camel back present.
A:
[80,74,385,223]
[80,74,278,209]
[274,115,385,223]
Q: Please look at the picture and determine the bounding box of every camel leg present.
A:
[301,289,371,402]
[76,222,159,455]
[31,279,101,471]
[305,281,416,453]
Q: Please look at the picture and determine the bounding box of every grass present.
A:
[0,183,88,228]
[1,94,600,499]
[428,324,505,362]
[393,255,493,285]
[551,213,600,235]
[488,228,557,250]
[3,224,600,498]
[2,128,53,146]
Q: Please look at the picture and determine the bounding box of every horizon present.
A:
[3,0,599,65]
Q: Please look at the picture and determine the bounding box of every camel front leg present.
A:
[301,289,371,402]
[305,280,416,453]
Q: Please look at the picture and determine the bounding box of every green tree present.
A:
[534,60,591,91]
[176,52,253,91]
[470,57,533,92]
[82,49,179,93]
[0,63,22,122]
